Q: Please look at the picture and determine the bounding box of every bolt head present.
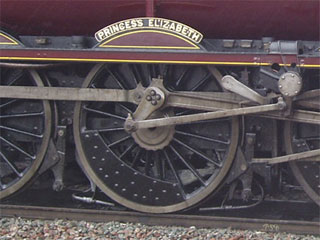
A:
[150,90,156,96]
[241,164,247,171]
[151,100,157,105]
[146,95,152,101]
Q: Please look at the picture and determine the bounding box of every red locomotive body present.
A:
[0,0,319,213]
[0,0,319,40]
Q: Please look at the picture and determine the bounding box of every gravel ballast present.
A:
[0,217,318,240]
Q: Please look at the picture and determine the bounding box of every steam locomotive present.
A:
[0,0,319,213]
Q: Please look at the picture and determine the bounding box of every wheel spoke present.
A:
[128,64,139,86]
[175,67,191,89]
[191,72,211,91]
[162,65,169,80]
[169,145,207,186]
[0,99,19,109]
[176,130,230,145]
[83,106,126,120]
[119,142,136,159]
[0,151,22,177]
[0,125,43,138]
[0,111,44,119]
[105,66,128,89]
[117,103,133,114]
[173,138,222,167]
[163,149,186,198]
[108,135,131,148]
[0,136,35,159]
[144,151,152,176]
[131,148,142,168]
[7,70,24,86]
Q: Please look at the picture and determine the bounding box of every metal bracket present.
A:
[51,125,67,191]
[226,133,256,184]
[220,75,270,105]
[38,139,60,175]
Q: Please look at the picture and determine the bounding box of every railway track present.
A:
[1,204,319,236]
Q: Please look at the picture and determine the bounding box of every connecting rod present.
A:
[125,98,286,131]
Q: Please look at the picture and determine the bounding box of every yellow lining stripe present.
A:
[99,30,199,49]
[0,33,19,45]
[0,57,319,68]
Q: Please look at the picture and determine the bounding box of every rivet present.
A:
[106,150,110,153]
[173,184,177,187]
[291,74,295,77]
[177,193,180,196]
[281,76,285,80]
[92,156,96,160]
[134,172,138,175]
[298,82,301,85]
[85,134,90,138]
[285,93,289,96]
[155,197,159,200]
[94,133,98,136]
[115,171,119,174]
[241,164,247,171]
[94,145,98,149]
[295,91,298,94]
[131,181,135,184]
[120,164,124,167]
[162,190,167,193]
[99,168,103,171]
[101,158,105,161]
[279,85,282,89]
[122,188,126,192]
[149,189,153,192]
[315,175,319,178]
[153,180,157,184]
[134,194,138,197]
[104,174,109,178]
[142,196,146,199]
[114,183,118,187]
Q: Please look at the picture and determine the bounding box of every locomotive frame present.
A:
[0,0,319,213]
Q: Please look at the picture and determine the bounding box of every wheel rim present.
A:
[284,121,320,206]
[0,68,51,199]
[74,63,238,213]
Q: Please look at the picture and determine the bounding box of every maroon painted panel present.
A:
[0,0,319,41]
[0,48,319,67]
